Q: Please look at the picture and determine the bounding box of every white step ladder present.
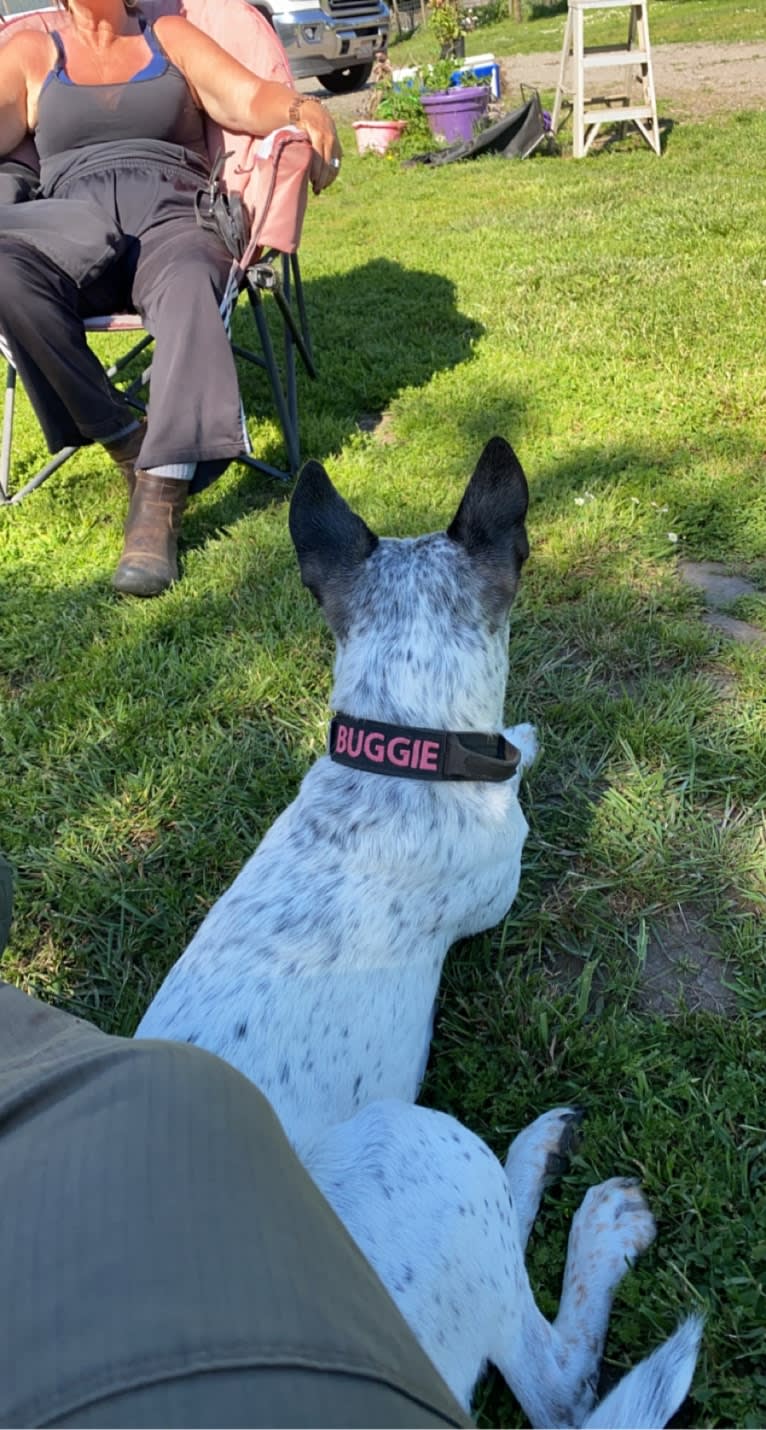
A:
[551,0,660,157]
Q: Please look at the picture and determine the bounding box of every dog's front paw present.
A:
[505,722,538,775]
[505,1106,585,1249]
[570,1176,657,1292]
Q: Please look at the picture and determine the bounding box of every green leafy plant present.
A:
[418,60,483,93]
[375,84,426,123]
[428,0,462,49]
[419,56,459,92]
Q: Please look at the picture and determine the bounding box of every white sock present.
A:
[146,463,196,481]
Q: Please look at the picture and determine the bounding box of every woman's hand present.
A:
[290,96,343,194]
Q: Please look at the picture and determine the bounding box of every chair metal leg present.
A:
[1,361,16,503]
[235,252,318,482]
[103,332,153,381]
[551,4,573,135]
[248,258,316,379]
[291,252,314,373]
[7,445,80,506]
[246,281,300,479]
[1,352,80,506]
[281,255,298,444]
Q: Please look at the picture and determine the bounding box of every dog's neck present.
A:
[330,630,511,733]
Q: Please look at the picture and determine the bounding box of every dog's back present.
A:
[136,440,533,1149]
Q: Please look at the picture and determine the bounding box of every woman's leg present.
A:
[131,218,244,471]
[0,237,137,453]
[111,218,244,598]
[0,979,467,1430]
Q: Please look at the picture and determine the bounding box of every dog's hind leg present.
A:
[495,1176,657,1427]
[304,1103,658,1427]
[504,1105,585,1251]
[302,1098,531,1412]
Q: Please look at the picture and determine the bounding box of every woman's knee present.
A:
[0,239,70,325]
[139,237,232,313]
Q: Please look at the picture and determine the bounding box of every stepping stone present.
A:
[678,560,759,607]
[702,612,766,646]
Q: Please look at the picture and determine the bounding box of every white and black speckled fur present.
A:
[136,440,700,1426]
[137,438,536,1152]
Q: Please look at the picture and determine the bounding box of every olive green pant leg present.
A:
[0,982,470,1429]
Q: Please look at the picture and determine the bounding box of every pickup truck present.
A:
[245,0,390,92]
[0,0,390,96]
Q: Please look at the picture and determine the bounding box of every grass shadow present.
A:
[527,0,567,17]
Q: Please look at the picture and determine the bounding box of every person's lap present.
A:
[0,966,467,1429]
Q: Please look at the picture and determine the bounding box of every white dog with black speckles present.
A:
[137,439,701,1427]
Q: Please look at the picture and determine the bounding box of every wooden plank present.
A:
[582,47,649,67]
[583,103,654,121]
[572,0,637,10]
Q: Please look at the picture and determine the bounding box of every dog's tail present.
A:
[582,1315,703,1429]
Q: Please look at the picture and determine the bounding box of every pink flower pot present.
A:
[421,85,489,144]
[352,120,407,155]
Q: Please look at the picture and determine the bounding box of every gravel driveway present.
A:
[298,38,766,125]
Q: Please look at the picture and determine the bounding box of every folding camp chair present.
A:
[0,0,316,505]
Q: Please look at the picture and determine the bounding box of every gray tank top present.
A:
[35,19,209,190]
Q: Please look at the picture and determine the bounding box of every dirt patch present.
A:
[542,901,738,1019]
[357,410,397,443]
[305,39,766,128]
[502,39,766,123]
[637,908,738,1017]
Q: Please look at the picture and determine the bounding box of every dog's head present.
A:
[289,437,529,729]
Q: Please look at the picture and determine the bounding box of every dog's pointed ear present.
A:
[447,438,530,608]
[289,461,378,624]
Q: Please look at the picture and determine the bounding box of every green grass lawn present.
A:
[2,89,766,1430]
[390,0,766,66]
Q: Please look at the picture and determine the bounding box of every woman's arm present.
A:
[0,34,37,159]
[154,15,342,193]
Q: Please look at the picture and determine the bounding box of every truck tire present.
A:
[319,62,373,94]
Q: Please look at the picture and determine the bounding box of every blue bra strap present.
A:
[43,21,168,88]
[129,20,168,82]
[49,30,67,73]
[39,30,66,93]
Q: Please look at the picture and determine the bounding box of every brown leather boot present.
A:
[105,421,146,497]
[112,471,189,598]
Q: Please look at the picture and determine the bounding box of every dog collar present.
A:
[328,713,521,783]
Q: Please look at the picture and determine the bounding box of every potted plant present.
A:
[419,62,491,144]
[353,51,425,154]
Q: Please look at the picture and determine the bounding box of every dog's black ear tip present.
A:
[289,462,336,541]
[482,435,516,461]
[293,459,331,497]
[297,458,328,480]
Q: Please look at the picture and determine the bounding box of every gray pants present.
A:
[0,978,468,1429]
[0,161,244,477]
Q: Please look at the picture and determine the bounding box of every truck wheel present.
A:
[319,62,373,94]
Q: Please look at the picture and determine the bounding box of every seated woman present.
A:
[0,0,341,597]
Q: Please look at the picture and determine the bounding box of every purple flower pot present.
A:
[421,85,489,145]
